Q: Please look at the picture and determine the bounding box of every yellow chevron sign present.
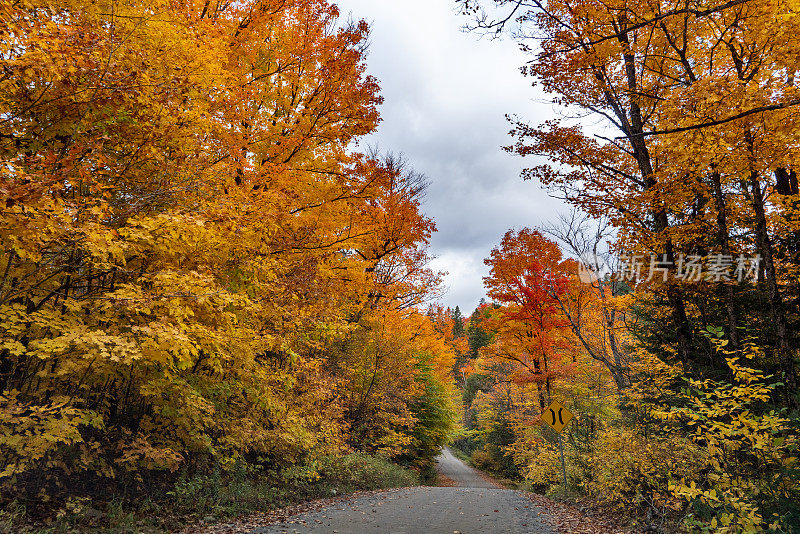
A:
[543,401,574,433]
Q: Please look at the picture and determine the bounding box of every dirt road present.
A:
[434,447,497,488]
[252,449,555,534]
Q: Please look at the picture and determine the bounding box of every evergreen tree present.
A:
[452,306,465,338]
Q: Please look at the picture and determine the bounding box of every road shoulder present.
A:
[443,452,632,534]
[178,488,413,534]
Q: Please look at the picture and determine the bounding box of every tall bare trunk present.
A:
[619,27,693,366]
[748,169,797,392]
[710,172,740,353]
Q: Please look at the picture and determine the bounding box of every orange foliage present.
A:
[0,0,455,506]
[480,229,578,410]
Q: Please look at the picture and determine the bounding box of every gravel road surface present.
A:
[434,447,497,489]
[252,449,555,534]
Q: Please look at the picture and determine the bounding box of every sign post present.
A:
[558,433,567,489]
[542,400,574,489]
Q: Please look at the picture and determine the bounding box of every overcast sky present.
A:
[335,0,565,313]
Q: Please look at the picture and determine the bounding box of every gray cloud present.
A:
[336,0,566,312]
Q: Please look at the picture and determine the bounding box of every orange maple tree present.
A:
[481,229,578,411]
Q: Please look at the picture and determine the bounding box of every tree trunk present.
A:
[748,169,797,392]
[618,27,694,366]
[710,172,740,353]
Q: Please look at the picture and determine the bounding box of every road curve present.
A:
[252,450,555,534]
[435,447,498,488]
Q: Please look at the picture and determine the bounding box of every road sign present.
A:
[542,400,573,433]
[542,401,575,489]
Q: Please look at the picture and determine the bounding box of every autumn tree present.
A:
[459,0,800,391]
[481,228,578,411]
[0,0,455,509]
[457,230,621,485]
[545,211,633,389]
[459,0,800,528]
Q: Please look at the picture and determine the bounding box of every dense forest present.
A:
[450,0,800,531]
[0,0,457,529]
[2,0,800,532]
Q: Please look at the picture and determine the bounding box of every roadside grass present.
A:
[3,453,419,534]
[448,447,472,465]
